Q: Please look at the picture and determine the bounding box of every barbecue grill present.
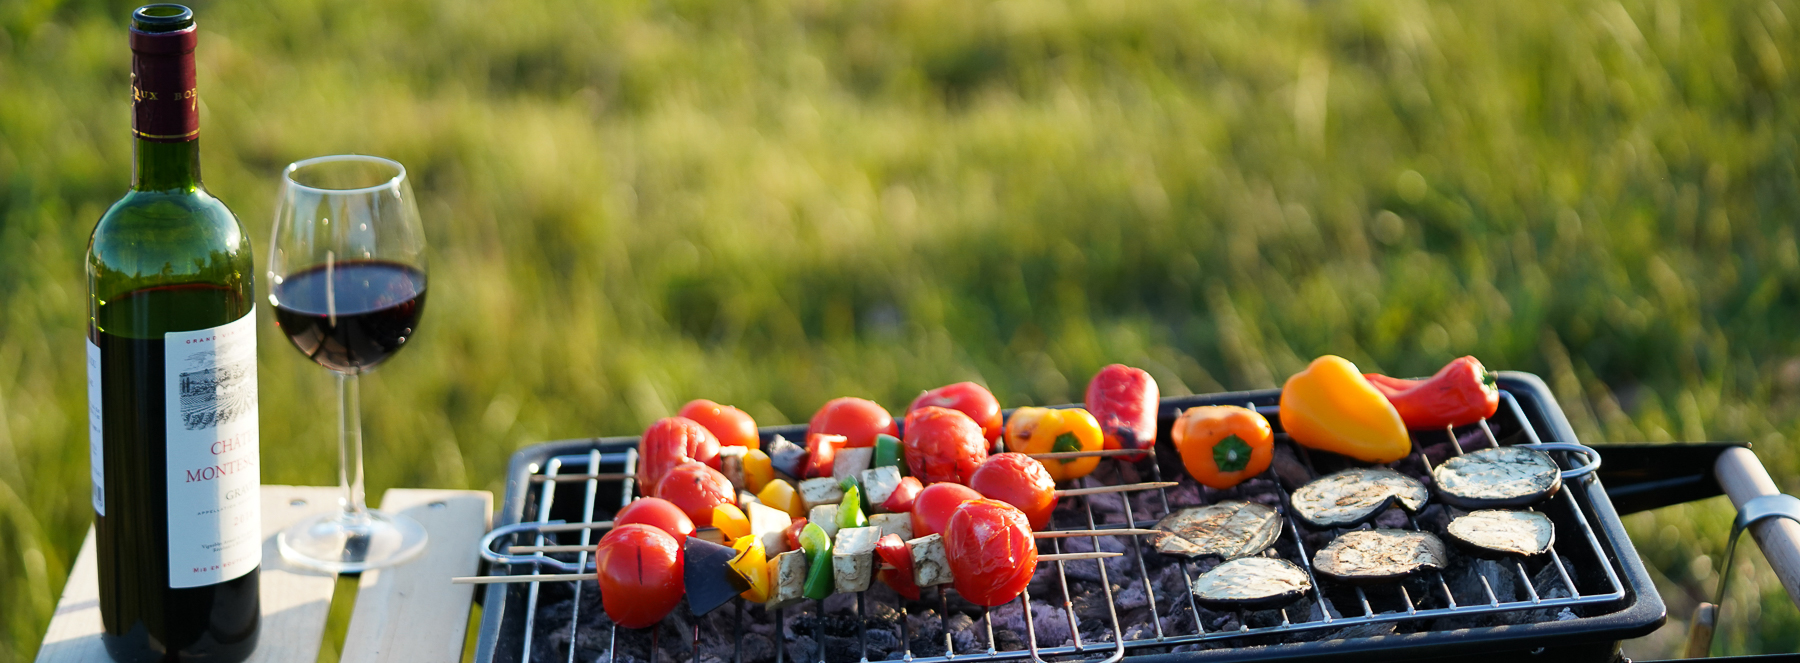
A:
[467,372,1790,662]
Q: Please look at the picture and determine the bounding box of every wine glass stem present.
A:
[338,371,368,519]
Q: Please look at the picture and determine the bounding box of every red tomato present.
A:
[655,462,736,526]
[594,524,685,628]
[968,453,1058,530]
[881,476,924,513]
[639,417,721,498]
[902,406,989,485]
[944,499,1038,607]
[679,399,761,451]
[1085,365,1160,461]
[909,482,982,538]
[612,497,696,539]
[808,397,898,448]
[908,382,1003,443]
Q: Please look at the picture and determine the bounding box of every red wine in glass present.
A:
[272,260,426,374]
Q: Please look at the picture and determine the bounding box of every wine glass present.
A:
[269,155,429,572]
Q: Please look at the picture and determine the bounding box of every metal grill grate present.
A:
[479,390,1627,663]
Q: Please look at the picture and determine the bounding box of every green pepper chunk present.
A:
[873,434,904,470]
[799,523,835,599]
[838,485,868,529]
[1051,432,1083,464]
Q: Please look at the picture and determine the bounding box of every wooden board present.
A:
[34,486,491,663]
[341,489,492,663]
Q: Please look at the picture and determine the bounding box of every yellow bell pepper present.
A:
[1279,355,1411,463]
[730,535,773,602]
[744,449,774,494]
[713,503,751,541]
[756,478,806,519]
[1004,407,1103,481]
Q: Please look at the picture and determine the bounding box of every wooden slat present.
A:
[35,486,344,663]
[339,488,493,663]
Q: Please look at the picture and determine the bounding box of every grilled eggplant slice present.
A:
[1432,446,1561,509]
[1289,468,1429,529]
[1445,509,1554,558]
[1153,501,1282,559]
[1312,529,1448,585]
[1190,557,1312,610]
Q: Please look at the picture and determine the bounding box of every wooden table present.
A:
[36,486,493,663]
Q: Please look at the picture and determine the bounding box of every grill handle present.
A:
[1684,447,1800,658]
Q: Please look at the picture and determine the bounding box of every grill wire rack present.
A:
[475,387,1632,663]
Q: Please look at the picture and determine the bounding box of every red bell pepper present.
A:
[783,517,810,552]
[804,433,847,479]
[881,476,924,513]
[874,533,921,600]
[1363,356,1500,430]
[1085,364,1160,461]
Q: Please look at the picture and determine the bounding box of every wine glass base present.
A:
[277,509,429,573]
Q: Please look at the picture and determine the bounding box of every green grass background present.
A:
[3,0,1799,659]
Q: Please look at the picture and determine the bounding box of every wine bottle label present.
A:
[88,338,105,517]
[129,24,198,142]
[164,309,260,588]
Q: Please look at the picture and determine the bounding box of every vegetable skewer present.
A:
[507,528,1159,553]
[452,551,1125,584]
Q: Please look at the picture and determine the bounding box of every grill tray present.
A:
[473,372,1664,663]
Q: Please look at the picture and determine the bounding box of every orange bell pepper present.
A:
[1170,406,1274,489]
[1279,355,1411,463]
[1003,407,1103,481]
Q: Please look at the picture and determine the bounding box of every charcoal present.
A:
[946,612,980,653]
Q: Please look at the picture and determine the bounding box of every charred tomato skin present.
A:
[968,453,1058,530]
[908,382,1003,443]
[1085,365,1160,460]
[679,399,761,450]
[594,524,685,629]
[808,397,899,448]
[902,406,989,485]
[639,417,722,497]
[656,462,737,525]
[612,496,697,539]
[910,482,983,538]
[944,498,1039,607]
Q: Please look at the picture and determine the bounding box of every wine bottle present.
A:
[86,5,261,661]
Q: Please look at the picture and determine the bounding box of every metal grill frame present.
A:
[474,372,1666,663]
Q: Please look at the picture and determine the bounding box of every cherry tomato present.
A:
[881,476,924,513]
[612,497,696,539]
[656,462,736,526]
[1085,365,1160,461]
[902,406,989,485]
[594,524,685,629]
[679,399,761,451]
[909,482,982,538]
[808,397,898,448]
[908,382,1003,443]
[968,453,1058,530]
[639,417,721,498]
[944,499,1038,607]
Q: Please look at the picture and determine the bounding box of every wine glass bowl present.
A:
[269,155,429,573]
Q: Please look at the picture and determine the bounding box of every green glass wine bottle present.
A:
[86,5,261,661]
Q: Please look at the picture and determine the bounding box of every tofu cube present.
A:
[747,501,793,555]
[798,477,845,512]
[870,513,912,542]
[909,534,953,587]
[766,550,809,610]
[767,435,809,479]
[810,504,841,540]
[833,447,875,482]
[832,527,881,593]
[718,446,750,491]
[858,467,903,512]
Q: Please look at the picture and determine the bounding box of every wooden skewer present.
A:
[1027,448,1151,460]
[1033,528,1160,539]
[530,473,633,483]
[1054,481,1178,497]
[455,552,1128,584]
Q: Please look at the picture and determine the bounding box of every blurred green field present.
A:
[4,0,1800,659]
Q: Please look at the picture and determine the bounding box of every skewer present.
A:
[507,530,1159,553]
[1027,449,1150,460]
[531,473,632,483]
[1054,481,1178,497]
[451,552,1124,585]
